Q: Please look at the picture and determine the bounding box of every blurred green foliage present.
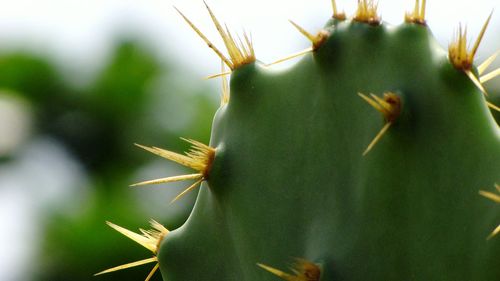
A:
[0,38,217,280]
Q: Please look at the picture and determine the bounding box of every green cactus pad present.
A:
[97,2,500,281]
[155,16,500,281]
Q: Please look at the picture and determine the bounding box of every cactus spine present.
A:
[97,1,500,280]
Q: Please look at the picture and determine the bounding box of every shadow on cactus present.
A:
[96,0,500,280]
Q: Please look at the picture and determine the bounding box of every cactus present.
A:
[96,1,500,280]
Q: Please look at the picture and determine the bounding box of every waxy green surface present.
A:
[159,20,500,281]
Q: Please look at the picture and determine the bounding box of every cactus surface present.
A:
[97,1,500,280]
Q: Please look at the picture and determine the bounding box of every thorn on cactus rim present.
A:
[480,67,500,84]
[477,51,499,75]
[464,70,488,96]
[487,101,500,112]
[265,18,329,67]
[289,20,330,50]
[358,92,401,156]
[205,70,232,80]
[202,60,232,102]
[171,178,204,203]
[203,1,255,67]
[257,258,321,281]
[331,0,346,20]
[479,184,500,239]
[448,11,493,71]
[174,2,255,70]
[174,6,231,68]
[405,0,427,25]
[132,138,215,202]
[220,60,230,105]
[354,0,380,25]
[95,258,159,280]
[95,220,168,280]
[252,1,357,69]
[265,47,314,67]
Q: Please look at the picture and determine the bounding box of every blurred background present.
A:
[0,1,498,280]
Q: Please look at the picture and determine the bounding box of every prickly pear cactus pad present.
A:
[96,1,500,280]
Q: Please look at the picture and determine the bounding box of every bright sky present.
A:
[0,0,498,82]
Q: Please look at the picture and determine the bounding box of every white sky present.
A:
[0,0,498,83]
